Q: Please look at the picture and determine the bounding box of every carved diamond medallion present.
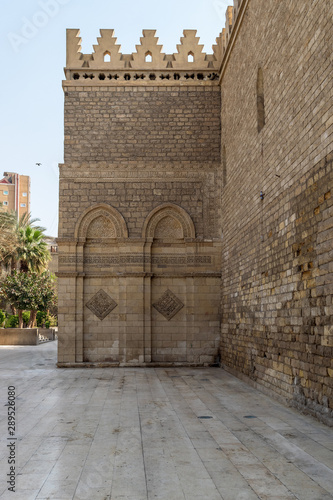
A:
[153,289,184,321]
[86,289,117,321]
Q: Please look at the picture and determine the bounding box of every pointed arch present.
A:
[103,51,111,62]
[142,204,196,240]
[75,204,128,239]
[145,51,153,63]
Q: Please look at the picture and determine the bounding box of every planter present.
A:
[0,328,57,345]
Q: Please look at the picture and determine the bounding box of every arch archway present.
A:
[73,204,128,363]
[142,203,196,241]
[142,204,196,362]
[75,203,128,240]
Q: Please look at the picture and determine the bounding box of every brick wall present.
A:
[60,85,221,240]
[64,87,220,164]
[220,0,333,423]
[60,178,206,238]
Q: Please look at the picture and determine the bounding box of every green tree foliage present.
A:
[46,314,57,327]
[0,211,17,263]
[36,310,47,327]
[0,272,56,328]
[0,211,49,273]
[0,309,6,326]
[16,226,50,273]
[22,311,30,327]
[5,315,19,328]
[16,212,45,232]
[36,311,57,328]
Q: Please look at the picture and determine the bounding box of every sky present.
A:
[1,0,230,237]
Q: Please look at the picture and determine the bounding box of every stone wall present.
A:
[0,329,39,345]
[58,6,333,422]
[64,87,220,164]
[0,329,56,345]
[59,84,221,240]
[59,169,219,240]
[58,33,222,367]
[220,0,333,423]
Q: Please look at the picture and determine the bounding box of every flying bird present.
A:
[36,163,42,166]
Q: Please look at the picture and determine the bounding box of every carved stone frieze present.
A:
[59,254,212,266]
[65,28,222,73]
[154,215,184,239]
[153,289,184,321]
[86,289,117,320]
[144,205,196,240]
[75,205,128,240]
[86,215,116,238]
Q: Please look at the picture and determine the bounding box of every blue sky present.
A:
[1,0,229,236]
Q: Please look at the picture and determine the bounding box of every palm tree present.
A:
[0,211,17,264]
[0,212,48,273]
[0,212,51,323]
[16,226,50,273]
[16,212,45,233]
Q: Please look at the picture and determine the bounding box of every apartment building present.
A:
[0,172,31,217]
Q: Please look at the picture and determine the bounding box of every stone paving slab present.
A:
[0,343,332,500]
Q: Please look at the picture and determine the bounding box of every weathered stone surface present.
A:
[0,328,56,345]
[58,0,333,423]
[153,289,184,321]
[2,345,333,498]
[86,289,118,321]
[219,0,333,423]
[58,33,222,367]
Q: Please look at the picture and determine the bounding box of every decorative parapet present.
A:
[64,29,221,86]
[91,29,122,69]
[219,0,249,79]
[64,0,247,87]
[213,32,223,68]
[221,6,234,52]
[132,30,165,70]
[173,30,206,70]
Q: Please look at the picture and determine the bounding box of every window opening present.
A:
[188,52,194,63]
[145,51,152,63]
[257,67,266,132]
[104,51,111,63]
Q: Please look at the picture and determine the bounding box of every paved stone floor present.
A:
[0,343,332,500]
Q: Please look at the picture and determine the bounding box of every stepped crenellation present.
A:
[64,0,244,83]
[65,30,224,85]
[64,28,221,85]
[65,28,222,72]
[220,0,247,57]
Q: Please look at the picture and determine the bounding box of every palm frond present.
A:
[17,212,46,232]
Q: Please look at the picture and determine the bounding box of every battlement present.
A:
[63,1,246,86]
[219,0,248,77]
[64,29,222,86]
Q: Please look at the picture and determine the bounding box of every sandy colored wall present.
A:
[64,87,220,164]
[58,79,222,366]
[0,328,38,345]
[220,0,333,423]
